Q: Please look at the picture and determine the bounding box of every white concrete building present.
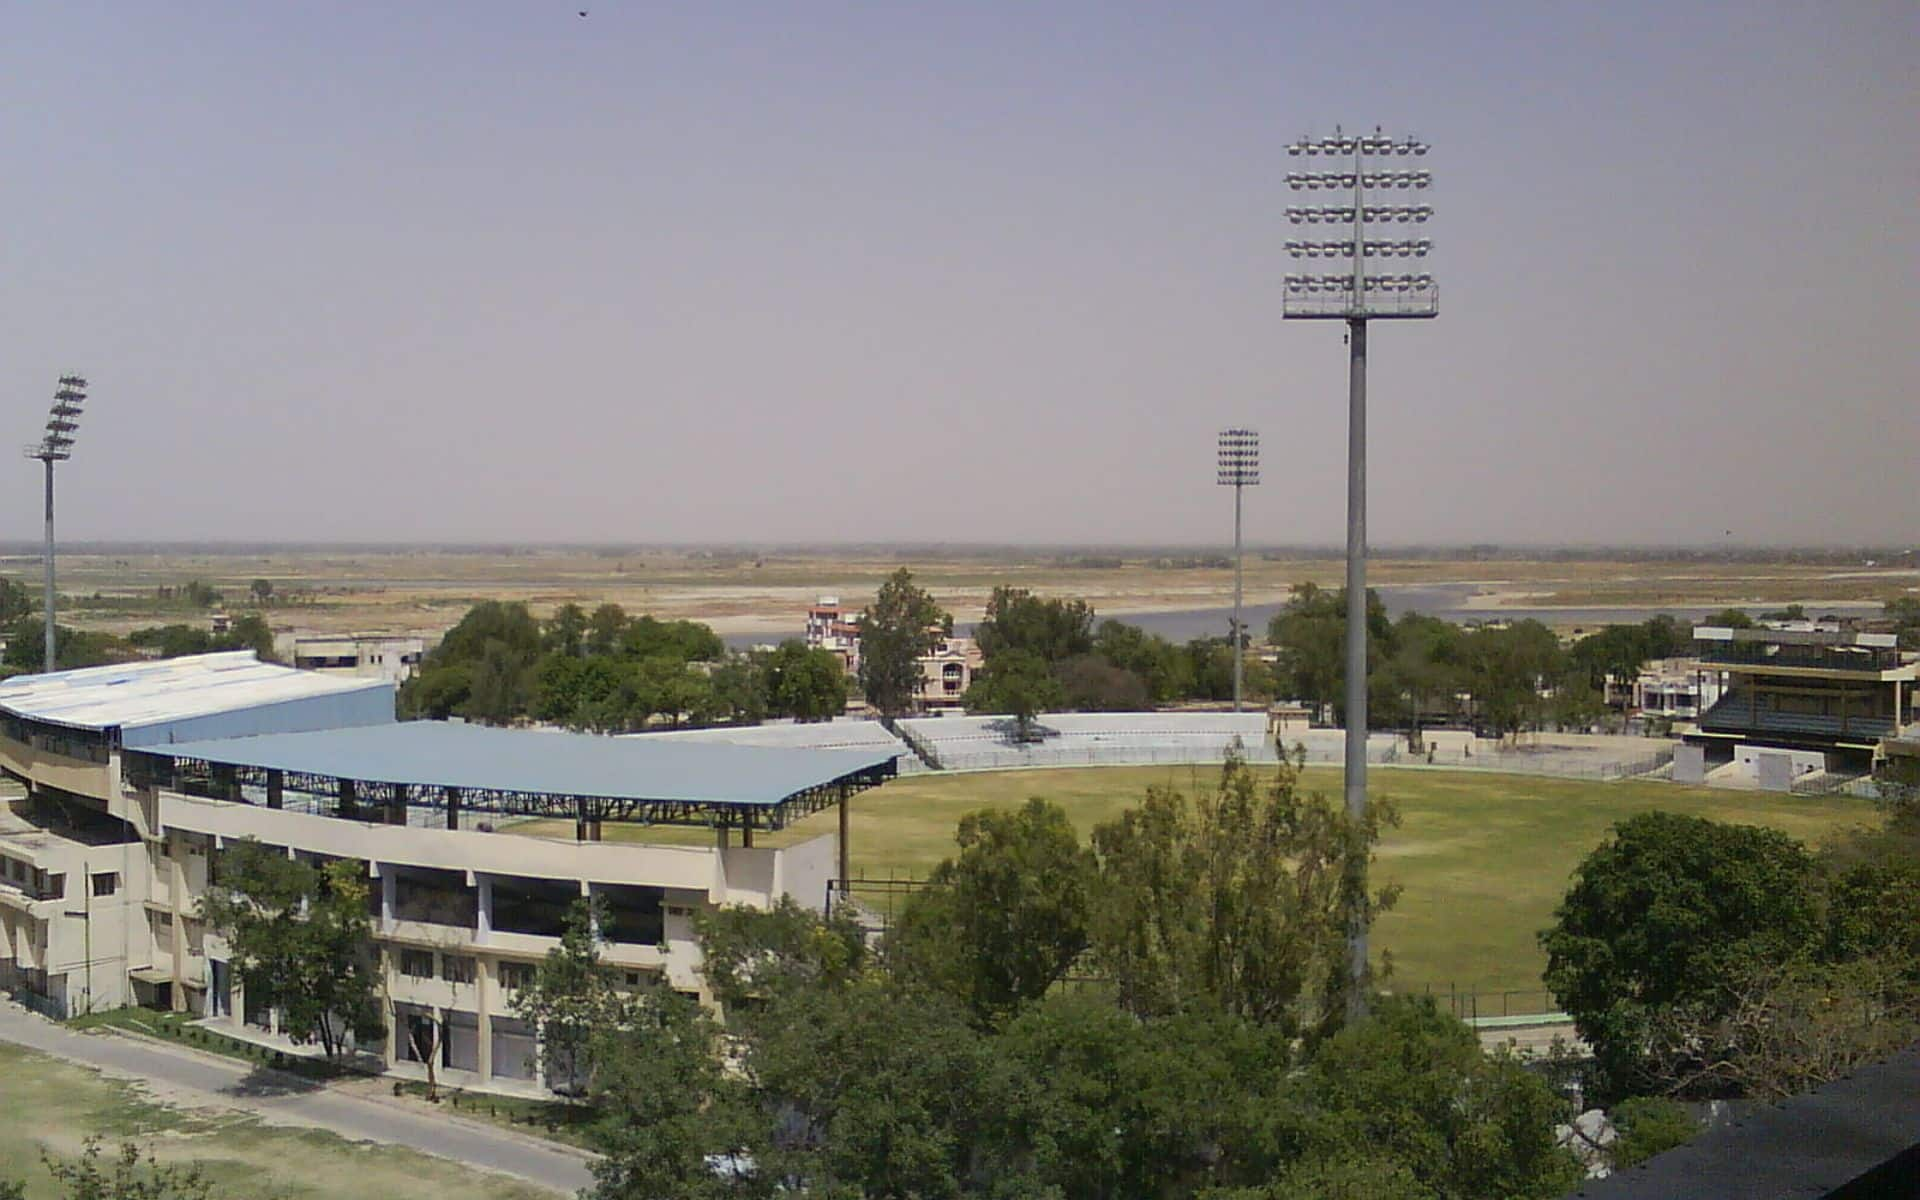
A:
[278,633,426,683]
[0,652,894,1095]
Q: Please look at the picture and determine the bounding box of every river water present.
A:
[719,583,1881,650]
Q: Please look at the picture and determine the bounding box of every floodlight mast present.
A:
[1217,429,1260,712]
[1284,128,1434,1023]
[25,375,87,673]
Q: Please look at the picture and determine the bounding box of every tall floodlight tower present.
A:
[26,375,87,673]
[1217,428,1260,712]
[1283,127,1435,1020]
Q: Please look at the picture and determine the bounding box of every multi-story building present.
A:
[914,635,983,715]
[0,651,895,1095]
[804,597,983,715]
[279,633,426,682]
[1628,658,1725,721]
[1685,626,1918,775]
[803,597,861,674]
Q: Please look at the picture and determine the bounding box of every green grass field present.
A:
[524,764,1873,999]
[0,1043,551,1200]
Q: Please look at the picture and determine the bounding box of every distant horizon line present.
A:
[0,540,1912,558]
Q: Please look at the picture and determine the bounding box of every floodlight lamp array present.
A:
[1284,239,1432,259]
[1284,274,1434,294]
[1285,170,1431,191]
[1217,428,1259,486]
[1286,205,1432,225]
[1286,135,1429,157]
[28,375,87,461]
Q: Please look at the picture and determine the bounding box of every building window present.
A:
[442,955,477,985]
[399,949,435,979]
[91,872,118,898]
[496,961,534,991]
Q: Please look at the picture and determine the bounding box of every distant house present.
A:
[279,633,425,683]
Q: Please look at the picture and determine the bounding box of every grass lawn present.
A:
[522,764,1875,1000]
[0,1042,552,1200]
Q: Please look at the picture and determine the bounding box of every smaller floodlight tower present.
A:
[1217,428,1260,712]
[26,375,87,673]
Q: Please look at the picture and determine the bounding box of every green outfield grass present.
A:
[0,1042,551,1200]
[522,764,1873,997]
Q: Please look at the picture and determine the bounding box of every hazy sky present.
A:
[3,2,1915,546]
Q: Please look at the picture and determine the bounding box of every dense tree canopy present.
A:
[199,840,384,1061]
[973,586,1095,664]
[889,798,1094,1025]
[1541,812,1821,1101]
[856,568,950,718]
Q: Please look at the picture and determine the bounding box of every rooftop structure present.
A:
[0,651,392,747]
[133,721,896,832]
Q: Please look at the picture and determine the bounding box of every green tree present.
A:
[464,638,531,725]
[1541,812,1821,1102]
[999,992,1293,1200]
[974,586,1095,664]
[200,840,384,1061]
[1886,596,1920,649]
[1284,996,1583,1200]
[1088,752,1396,1032]
[1093,618,1191,701]
[764,639,848,721]
[1267,584,1390,719]
[889,798,1094,1025]
[695,896,870,1021]
[515,898,627,1093]
[3,620,135,672]
[543,602,588,657]
[248,578,274,604]
[585,603,628,656]
[620,615,724,663]
[961,648,1064,741]
[740,978,1019,1198]
[707,653,769,726]
[1460,620,1562,737]
[1607,1097,1698,1171]
[856,568,949,718]
[181,579,222,609]
[1054,653,1150,710]
[1704,607,1755,629]
[581,988,748,1200]
[0,576,33,627]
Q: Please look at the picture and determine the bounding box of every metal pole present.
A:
[1343,314,1369,1024]
[43,457,56,673]
[1232,480,1244,712]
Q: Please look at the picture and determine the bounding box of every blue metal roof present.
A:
[141,721,900,808]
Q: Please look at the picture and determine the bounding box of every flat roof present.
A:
[1563,1043,1920,1199]
[138,720,899,809]
[0,651,391,733]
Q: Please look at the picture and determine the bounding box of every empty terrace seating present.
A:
[1699,698,1896,739]
[898,712,1279,772]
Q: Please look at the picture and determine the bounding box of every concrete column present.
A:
[444,785,460,831]
[476,956,493,1080]
[475,874,492,946]
[338,778,358,820]
[379,867,395,933]
[169,837,188,1012]
[212,763,239,802]
[265,770,283,810]
[837,785,850,888]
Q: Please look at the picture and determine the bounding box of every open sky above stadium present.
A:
[2,2,1913,545]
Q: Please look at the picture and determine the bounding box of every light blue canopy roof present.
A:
[140,720,899,809]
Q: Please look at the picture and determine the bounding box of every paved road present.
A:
[0,1005,594,1194]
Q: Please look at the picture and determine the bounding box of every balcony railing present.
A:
[1699,645,1898,674]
